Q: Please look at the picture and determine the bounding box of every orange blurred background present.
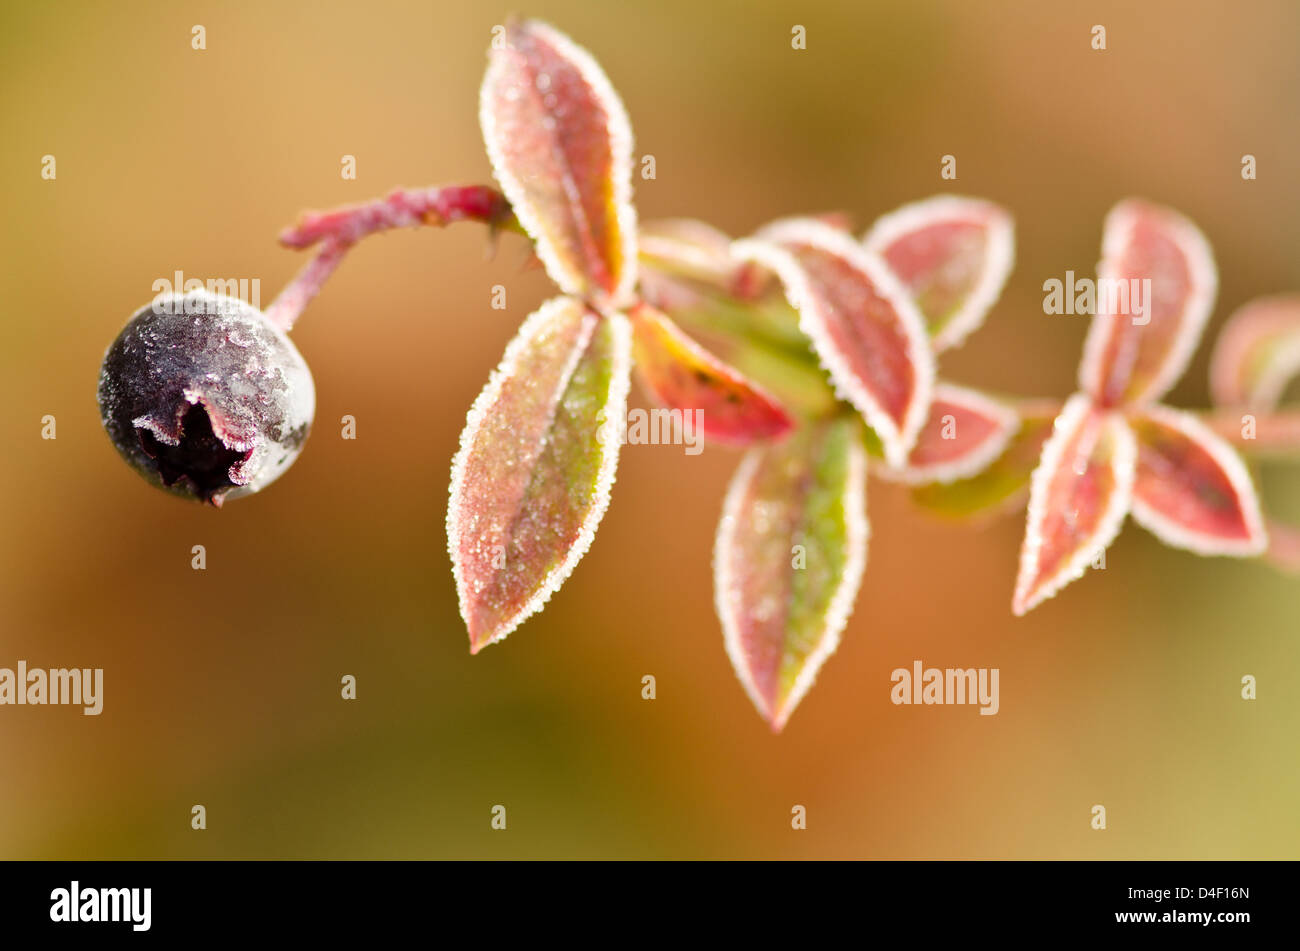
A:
[1,0,1297,858]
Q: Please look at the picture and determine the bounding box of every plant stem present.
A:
[279,185,518,250]
[264,239,351,332]
[266,185,519,330]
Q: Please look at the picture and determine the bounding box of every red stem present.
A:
[279,185,515,250]
[265,239,352,332]
[266,185,517,330]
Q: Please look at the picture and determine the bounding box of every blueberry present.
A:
[97,290,316,506]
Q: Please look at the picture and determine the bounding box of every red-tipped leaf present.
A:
[1127,405,1267,557]
[628,302,794,446]
[714,417,868,731]
[1079,200,1217,408]
[479,20,637,305]
[733,219,935,467]
[863,195,1014,352]
[1013,394,1137,615]
[448,297,632,652]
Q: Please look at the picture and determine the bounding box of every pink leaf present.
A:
[863,195,1015,352]
[733,219,935,467]
[1079,199,1218,408]
[876,383,1020,485]
[1013,394,1137,616]
[1127,405,1267,557]
[910,408,1057,520]
[447,297,632,652]
[714,418,868,731]
[1209,295,1300,410]
[479,20,637,306]
[629,302,795,446]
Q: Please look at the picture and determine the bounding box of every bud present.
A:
[97,290,315,506]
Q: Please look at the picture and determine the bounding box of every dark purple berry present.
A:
[97,290,315,506]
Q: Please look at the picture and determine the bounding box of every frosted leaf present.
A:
[733,219,935,467]
[479,20,637,307]
[910,408,1057,520]
[1079,200,1217,408]
[628,302,794,446]
[875,383,1019,485]
[1208,295,1300,410]
[1013,394,1136,615]
[638,218,739,286]
[714,418,868,731]
[1127,405,1267,557]
[447,297,632,651]
[863,195,1014,352]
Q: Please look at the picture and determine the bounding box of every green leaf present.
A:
[714,417,868,730]
[448,297,631,652]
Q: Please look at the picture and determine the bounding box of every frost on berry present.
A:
[1079,199,1218,408]
[97,290,315,506]
[479,19,637,307]
[733,219,934,468]
[628,301,794,446]
[863,195,1014,353]
[1209,295,1300,410]
[1013,395,1136,615]
[447,296,632,653]
[1127,405,1267,557]
[714,417,868,731]
[875,383,1019,485]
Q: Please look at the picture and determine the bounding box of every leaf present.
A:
[1127,406,1267,557]
[1209,295,1300,410]
[862,195,1015,352]
[875,383,1019,485]
[1079,199,1218,408]
[632,285,837,417]
[1013,394,1137,616]
[910,410,1056,519]
[714,417,868,731]
[447,297,632,652]
[479,20,637,305]
[638,218,738,286]
[628,302,795,446]
[733,219,935,467]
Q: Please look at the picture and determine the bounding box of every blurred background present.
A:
[0,0,1297,858]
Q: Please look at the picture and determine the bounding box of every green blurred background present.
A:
[1,0,1296,858]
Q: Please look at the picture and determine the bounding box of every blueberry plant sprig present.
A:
[909,203,1300,617]
[98,19,1300,732]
